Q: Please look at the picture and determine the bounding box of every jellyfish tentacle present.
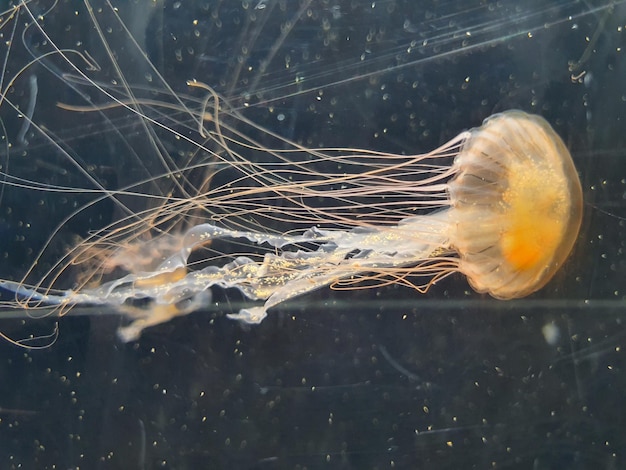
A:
[1,211,452,339]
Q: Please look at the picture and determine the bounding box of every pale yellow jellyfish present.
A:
[0,107,583,342]
[0,0,584,346]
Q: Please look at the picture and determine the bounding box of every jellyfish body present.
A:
[0,110,582,342]
[448,110,583,299]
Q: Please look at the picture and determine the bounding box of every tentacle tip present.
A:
[117,324,142,343]
[227,306,268,324]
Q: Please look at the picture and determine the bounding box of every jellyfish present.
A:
[0,1,583,344]
[0,103,583,342]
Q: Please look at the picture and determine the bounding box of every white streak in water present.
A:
[16,75,38,146]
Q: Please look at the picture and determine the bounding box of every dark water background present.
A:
[0,0,625,468]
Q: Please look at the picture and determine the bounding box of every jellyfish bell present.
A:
[448,110,583,299]
[0,104,583,343]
